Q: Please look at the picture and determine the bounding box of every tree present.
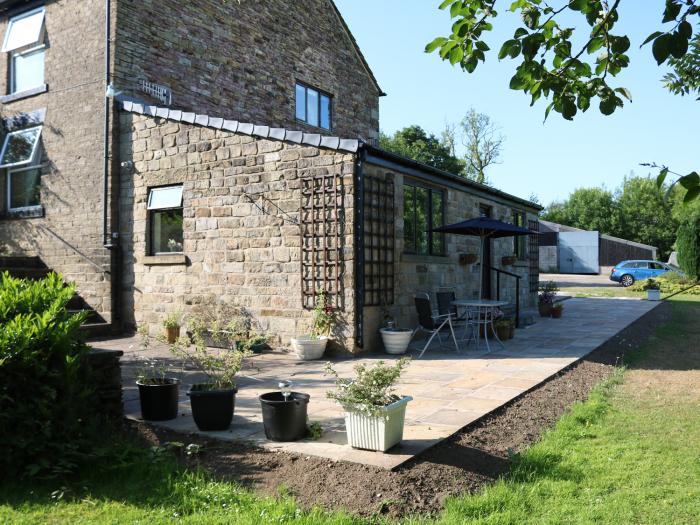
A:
[460,108,504,184]
[426,0,700,201]
[665,34,700,97]
[379,125,466,174]
[541,187,620,235]
[675,203,700,278]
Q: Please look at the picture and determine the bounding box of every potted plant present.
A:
[494,318,514,340]
[135,326,180,421]
[326,358,412,452]
[501,254,517,266]
[291,291,336,360]
[259,381,311,442]
[163,311,182,344]
[379,306,414,355]
[187,315,269,353]
[538,281,559,317]
[644,279,661,301]
[551,302,564,319]
[170,334,251,431]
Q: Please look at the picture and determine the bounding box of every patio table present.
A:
[451,299,508,353]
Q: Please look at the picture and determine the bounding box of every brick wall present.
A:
[118,112,357,349]
[0,0,114,319]
[114,0,380,141]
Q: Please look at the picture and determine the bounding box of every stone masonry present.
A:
[118,112,357,348]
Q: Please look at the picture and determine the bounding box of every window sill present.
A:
[141,254,188,266]
[0,84,48,104]
[0,206,44,220]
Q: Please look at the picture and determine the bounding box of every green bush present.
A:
[0,272,98,479]
[630,271,700,295]
[677,214,700,279]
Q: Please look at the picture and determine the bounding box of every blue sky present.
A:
[334,1,700,206]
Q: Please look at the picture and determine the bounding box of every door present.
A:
[558,232,599,274]
[479,205,492,298]
[648,261,667,278]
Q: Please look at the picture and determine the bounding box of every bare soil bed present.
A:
[130,302,671,519]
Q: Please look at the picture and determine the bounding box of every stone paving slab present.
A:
[103,297,659,470]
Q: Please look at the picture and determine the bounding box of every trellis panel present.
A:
[363,173,394,307]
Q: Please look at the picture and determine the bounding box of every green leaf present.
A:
[425,37,449,53]
[669,31,689,59]
[641,31,664,47]
[656,168,669,188]
[449,46,464,65]
[683,185,700,203]
[615,87,632,101]
[439,0,455,10]
[679,21,693,40]
[499,39,517,59]
[509,73,529,90]
[599,96,617,115]
[662,0,682,23]
[679,172,700,190]
[652,33,672,64]
[514,27,529,39]
[587,36,605,54]
[610,36,630,54]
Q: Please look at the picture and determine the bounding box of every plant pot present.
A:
[501,256,517,266]
[459,253,478,265]
[647,289,661,301]
[187,384,237,431]
[551,308,563,319]
[509,324,515,339]
[380,328,413,355]
[291,336,328,360]
[137,378,180,421]
[344,396,412,452]
[165,326,180,344]
[538,303,552,317]
[495,325,511,341]
[259,391,310,442]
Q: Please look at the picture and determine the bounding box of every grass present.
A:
[560,286,645,299]
[2,295,699,524]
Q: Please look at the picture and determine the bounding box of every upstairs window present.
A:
[403,181,445,256]
[295,83,331,130]
[1,126,43,212]
[2,7,46,94]
[147,185,184,255]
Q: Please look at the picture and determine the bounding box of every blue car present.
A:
[610,260,682,287]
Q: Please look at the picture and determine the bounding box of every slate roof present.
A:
[119,99,360,154]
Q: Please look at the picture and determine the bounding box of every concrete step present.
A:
[0,256,47,269]
[79,322,115,340]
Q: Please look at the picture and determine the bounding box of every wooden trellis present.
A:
[528,219,540,293]
[300,172,344,309]
[363,173,394,307]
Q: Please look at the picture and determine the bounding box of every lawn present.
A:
[2,296,699,525]
[560,286,644,299]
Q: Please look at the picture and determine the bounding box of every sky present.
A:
[334,1,700,206]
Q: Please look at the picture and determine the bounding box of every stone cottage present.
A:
[0,0,540,353]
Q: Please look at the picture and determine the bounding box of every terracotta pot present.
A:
[165,326,180,344]
[538,303,552,317]
[495,324,511,340]
[551,308,563,319]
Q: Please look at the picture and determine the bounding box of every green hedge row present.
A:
[630,272,700,296]
[0,273,98,479]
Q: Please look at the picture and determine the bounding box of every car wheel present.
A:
[620,274,635,287]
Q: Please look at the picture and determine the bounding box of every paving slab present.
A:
[101,297,659,470]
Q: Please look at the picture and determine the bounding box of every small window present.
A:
[148,185,183,255]
[403,181,444,256]
[7,166,41,211]
[3,7,46,95]
[295,83,332,130]
[512,210,526,260]
[0,126,42,168]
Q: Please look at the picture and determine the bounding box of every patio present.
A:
[101,297,659,470]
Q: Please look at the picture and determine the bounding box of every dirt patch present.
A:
[129,302,672,519]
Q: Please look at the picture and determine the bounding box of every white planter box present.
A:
[647,289,661,301]
[344,396,412,452]
[291,336,328,360]
[380,328,413,355]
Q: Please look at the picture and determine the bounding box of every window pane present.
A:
[403,186,415,253]
[295,84,306,121]
[431,191,444,255]
[320,94,331,130]
[0,127,41,167]
[148,185,183,210]
[13,47,44,93]
[151,209,183,253]
[307,88,319,127]
[9,168,41,209]
[2,8,44,52]
[415,187,429,255]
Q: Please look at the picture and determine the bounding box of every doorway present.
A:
[479,204,492,299]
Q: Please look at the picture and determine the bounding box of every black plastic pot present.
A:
[187,384,237,431]
[137,378,180,421]
[259,392,310,442]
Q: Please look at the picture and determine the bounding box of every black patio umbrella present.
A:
[433,216,536,301]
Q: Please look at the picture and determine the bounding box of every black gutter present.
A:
[362,144,543,212]
[103,0,112,249]
[353,148,367,350]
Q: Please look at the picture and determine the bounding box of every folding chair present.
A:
[414,293,460,358]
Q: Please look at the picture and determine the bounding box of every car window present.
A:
[626,262,645,268]
[650,262,665,270]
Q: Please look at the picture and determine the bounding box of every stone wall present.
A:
[87,348,124,419]
[118,113,357,349]
[0,0,114,320]
[361,163,538,352]
[114,0,381,141]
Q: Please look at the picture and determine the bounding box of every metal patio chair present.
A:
[414,292,460,359]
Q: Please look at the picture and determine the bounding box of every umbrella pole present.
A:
[478,234,485,302]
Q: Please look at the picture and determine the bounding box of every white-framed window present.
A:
[2,7,46,95]
[7,166,41,211]
[295,82,332,130]
[147,185,184,255]
[1,126,43,212]
[0,126,42,168]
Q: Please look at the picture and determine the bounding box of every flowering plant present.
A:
[538,281,559,304]
[312,291,337,338]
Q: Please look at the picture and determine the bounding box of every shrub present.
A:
[0,272,97,479]
[676,214,700,279]
[630,272,700,295]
